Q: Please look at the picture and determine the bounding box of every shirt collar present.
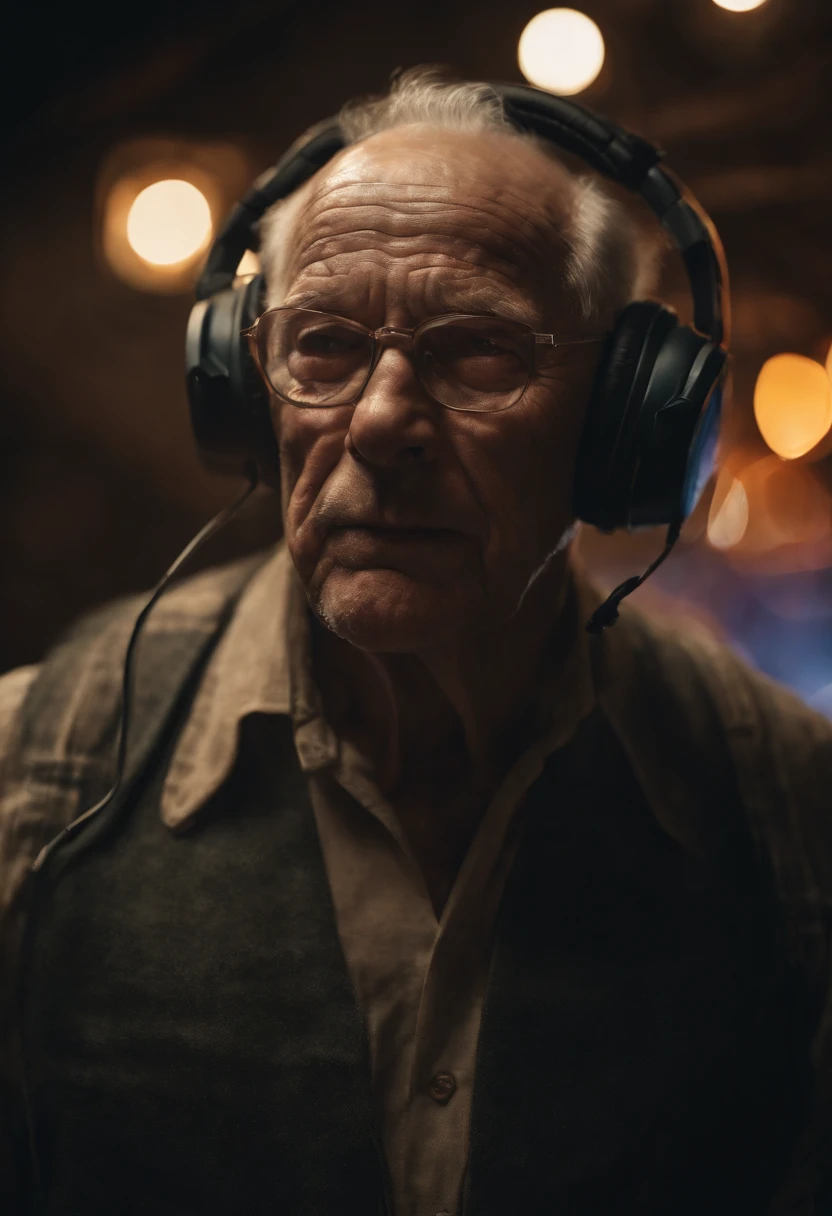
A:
[160,542,337,829]
[160,541,600,832]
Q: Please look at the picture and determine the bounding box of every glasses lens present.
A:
[261,309,372,406]
[416,316,533,411]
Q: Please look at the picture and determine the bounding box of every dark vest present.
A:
[14,593,812,1215]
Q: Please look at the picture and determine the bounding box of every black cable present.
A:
[585,520,682,636]
[18,464,260,1204]
[30,463,260,875]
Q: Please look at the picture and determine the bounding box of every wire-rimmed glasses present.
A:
[243,307,607,414]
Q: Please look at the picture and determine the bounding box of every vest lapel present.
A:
[21,713,389,1215]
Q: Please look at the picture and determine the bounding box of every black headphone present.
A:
[185,81,729,535]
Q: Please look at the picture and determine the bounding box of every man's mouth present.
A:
[334,524,461,541]
[323,524,471,571]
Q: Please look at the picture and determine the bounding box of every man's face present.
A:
[271,126,601,652]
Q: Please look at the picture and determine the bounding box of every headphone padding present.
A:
[186,275,279,482]
[574,302,677,530]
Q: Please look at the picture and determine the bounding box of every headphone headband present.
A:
[187,77,730,558]
[196,82,728,346]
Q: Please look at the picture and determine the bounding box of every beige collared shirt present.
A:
[4,542,832,1212]
[159,541,595,1216]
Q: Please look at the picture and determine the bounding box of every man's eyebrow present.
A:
[452,291,543,329]
[281,288,356,313]
[280,287,545,330]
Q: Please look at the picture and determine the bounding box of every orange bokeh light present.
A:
[712,0,768,10]
[707,471,748,550]
[518,9,605,96]
[754,353,832,460]
[708,449,832,568]
[762,462,830,546]
[235,250,260,278]
[126,179,212,266]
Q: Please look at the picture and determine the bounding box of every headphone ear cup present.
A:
[573,302,677,530]
[185,274,280,483]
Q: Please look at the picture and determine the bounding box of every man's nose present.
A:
[345,347,441,468]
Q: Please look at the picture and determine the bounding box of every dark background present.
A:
[3,0,832,702]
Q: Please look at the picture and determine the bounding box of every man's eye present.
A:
[296,330,356,357]
[471,337,501,355]
[449,331,519,359]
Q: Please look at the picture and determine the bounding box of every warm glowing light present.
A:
[754,353,832,461]
[126,179,212,266]
[236,249,261,278]
[518,9,605,96]
[712,0,768,10]
[763,463,830,547]
[709,453,832,565]
[708,477,748,549]
[826,340,832,382]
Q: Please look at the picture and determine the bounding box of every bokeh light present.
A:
[708,476,749,550]
[236,249,261,278]
[126,179,212,266]
[708,451,832,565]
[712,0,768,10]
[518,9,605,96]
[753,353,832,461]
[762,462,831,548]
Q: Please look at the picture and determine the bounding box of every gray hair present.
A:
[258,67,656,325]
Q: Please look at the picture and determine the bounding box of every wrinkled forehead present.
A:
[279,126,575,314]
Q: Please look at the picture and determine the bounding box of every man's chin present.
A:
[311,566,467,653]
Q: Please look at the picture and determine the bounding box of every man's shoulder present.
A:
[0,551,269,791]
[617,600,832,749]
[0,551,272,930]
[593,599,832,984]
[607,601,832,904]
[61,550,270,647]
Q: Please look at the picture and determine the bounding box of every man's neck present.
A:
[311,550,575,801]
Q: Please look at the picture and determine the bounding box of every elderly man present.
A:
[1,70,832,1216]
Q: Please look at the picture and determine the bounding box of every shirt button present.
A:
[428,1072,457,1104]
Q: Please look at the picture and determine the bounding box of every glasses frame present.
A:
[242,307,608,414]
